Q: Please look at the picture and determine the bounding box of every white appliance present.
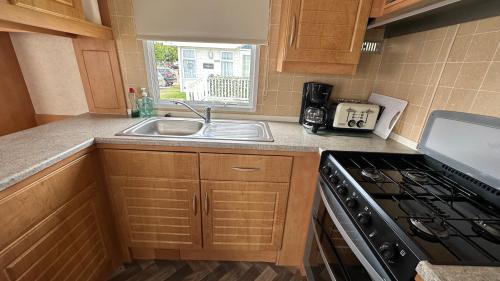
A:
[329,100,380,131]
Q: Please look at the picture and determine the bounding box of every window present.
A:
[182,49,196,79]
[221,51,234,77]
[144,41,259,111]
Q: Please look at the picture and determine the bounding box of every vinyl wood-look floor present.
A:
[108,260,307,281]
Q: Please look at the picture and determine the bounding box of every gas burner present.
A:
[409,218,449,241]
[472,220,500,244]
[402,171,429,183]
[361,168,383,182]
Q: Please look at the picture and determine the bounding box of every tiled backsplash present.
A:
[374,16,500,142]
[107,0,500,143]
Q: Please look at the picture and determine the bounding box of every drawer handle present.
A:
[204,192,209,215]
[289,15,297,47]
[192,193,197,216]
[232,167,261,172]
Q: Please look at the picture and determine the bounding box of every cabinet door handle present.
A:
[231,167,261,172]
[192,193,197,216]
[289,15,297,47]
[204,192,209,215]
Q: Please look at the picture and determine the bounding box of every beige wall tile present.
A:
[457,21,478,36]
[454,62,489,90]
[481,62,500,92]
[445,88,477,111]
[470,91,500,117]
[447,35,473,62]
[413,63,434,85]
[464,32,500,62]
[439,63,461,87]
[476,16,500,33]
[420,39,444,63]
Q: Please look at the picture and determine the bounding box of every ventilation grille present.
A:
[361,41,382,53]
[441,164,500,196]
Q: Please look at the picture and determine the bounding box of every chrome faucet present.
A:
[173,101,211,123]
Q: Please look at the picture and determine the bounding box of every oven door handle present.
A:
[311,217,339,281]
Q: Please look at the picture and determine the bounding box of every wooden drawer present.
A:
[101,149,199,180]
[200,153,292,183]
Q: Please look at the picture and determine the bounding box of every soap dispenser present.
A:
[138,88,155,117]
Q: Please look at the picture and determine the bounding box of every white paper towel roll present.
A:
[82,0,102,25]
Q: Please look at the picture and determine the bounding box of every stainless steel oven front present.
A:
[304,177,392,281]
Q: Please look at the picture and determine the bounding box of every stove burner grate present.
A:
[361,168,383,182]
[409,218,450,241]
[472,220,500,244]
[402,170,430,183]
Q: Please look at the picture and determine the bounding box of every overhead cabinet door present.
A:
[278,0,373,74]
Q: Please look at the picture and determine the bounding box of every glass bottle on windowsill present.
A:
[128,88,140,118]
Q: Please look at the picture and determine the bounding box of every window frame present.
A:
[144,41,259,112]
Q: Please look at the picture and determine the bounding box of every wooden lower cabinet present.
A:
[107,177,202,250]
[201,181,289,251]
[0,150,119,281]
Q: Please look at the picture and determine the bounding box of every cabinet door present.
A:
[201,181,290,251]
[10,0,84,20]
[73,37,127,115]
[108,177,202,250]
[0,153,117,281]
[278,0,373,74]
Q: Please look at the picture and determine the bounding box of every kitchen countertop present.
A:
[417,261,500,281]
[0,113,414,191]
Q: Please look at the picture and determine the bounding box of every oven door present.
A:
[304,178,391,281]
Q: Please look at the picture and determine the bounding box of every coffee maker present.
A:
[299,82,333,133]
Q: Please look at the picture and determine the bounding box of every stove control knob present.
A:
[321,165,332,175]
[328,174,340,185]
[357,120,365,128]
[336,184,348,196]
[348,120,356,127]
[346,197,358,209]
[357,212,371,225]
[379,243,397,263]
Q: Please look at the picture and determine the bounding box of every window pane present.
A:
[183,59,196,79]
[242,54,251,77]
[221,61,233,76]
[151,41,257,107]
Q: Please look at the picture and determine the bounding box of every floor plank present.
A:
[109,260,306,281]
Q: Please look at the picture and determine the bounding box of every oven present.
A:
[304,177,392,281]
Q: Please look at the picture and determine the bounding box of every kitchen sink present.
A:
[116,117,274,142]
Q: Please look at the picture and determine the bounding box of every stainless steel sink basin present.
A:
[117,117,274,142]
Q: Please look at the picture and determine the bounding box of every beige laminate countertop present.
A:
[0,113,414,190]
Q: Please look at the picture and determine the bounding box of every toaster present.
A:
[328,99,381,131]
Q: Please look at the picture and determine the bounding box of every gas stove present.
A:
[311,111,500,281]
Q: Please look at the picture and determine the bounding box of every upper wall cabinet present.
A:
[370,0,424,17]
[277,0,373,75]
[0,0,112,39]
[10,0,85,20]
[73,37,127,115]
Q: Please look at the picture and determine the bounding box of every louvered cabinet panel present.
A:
[0,184,113,281]
[10,0,84,20]
[108,177,202,250]
[201,181,290,251]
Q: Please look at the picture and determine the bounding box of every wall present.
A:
[10,32,89,116]
[0,33,36,136]
[372,16,500,143]
[106,0,382,117]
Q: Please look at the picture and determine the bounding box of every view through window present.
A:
[149,41,258,109]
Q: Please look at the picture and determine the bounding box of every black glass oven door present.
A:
[308,199,374,281]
